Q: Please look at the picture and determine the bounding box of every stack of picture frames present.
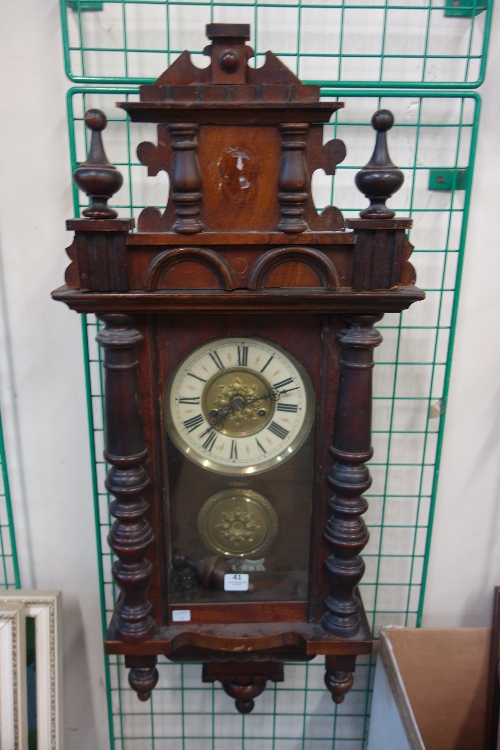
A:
[0,591,62,750]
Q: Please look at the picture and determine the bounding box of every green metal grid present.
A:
[0,409,20,589]
[60,0,493,89]
[67,85,479,749]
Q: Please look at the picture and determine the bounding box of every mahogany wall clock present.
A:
[53,23,424,712]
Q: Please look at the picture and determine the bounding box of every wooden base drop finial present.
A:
[202,661,284,714]
[221,677,268,714]
[324,655,356,704]
[126,655,159,701]
[324,670,354,704]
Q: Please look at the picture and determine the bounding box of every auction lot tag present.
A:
[172,609,191,622]
[224,573,249,591]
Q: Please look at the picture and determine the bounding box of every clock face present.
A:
[164,336,315,475]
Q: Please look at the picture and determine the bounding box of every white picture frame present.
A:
[0,601,28,750]
[0,591,62,750]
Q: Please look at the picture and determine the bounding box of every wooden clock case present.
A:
[53,23,424,712]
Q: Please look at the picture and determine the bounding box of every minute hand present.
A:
[243,388,280,407]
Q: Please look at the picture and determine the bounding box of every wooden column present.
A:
[97,314,159,700]
[168,123,203,234]
[96,314,156,645]
[321,314,383,638]
[276,123,309,233]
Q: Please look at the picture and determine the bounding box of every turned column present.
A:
[96,314,156,645]
[168,123,203,233]
[276,123,309,233]
[321,314,383,637]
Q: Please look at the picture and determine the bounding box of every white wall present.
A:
[0,3,109,749]
[421,4,500,628]
[0,1,498,748]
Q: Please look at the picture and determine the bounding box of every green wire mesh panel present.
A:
[60,0,493,88]
[0,411,20,589]
[68,87,479,749]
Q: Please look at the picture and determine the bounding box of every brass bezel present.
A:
[163,336,315,475]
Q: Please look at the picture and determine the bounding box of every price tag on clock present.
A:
[224,573,249,592]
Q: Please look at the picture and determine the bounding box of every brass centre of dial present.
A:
[198,488,278,557]
[202,368,275,437]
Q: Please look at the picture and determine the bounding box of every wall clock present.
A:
[53,22,424,712]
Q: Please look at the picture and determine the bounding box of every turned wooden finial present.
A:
[355,110,403,219]
[74,109,123,219]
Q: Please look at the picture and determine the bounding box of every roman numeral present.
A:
[237,346,248,367]
[184,414,204,432]
[277,403,298,413]
[256,439,267,455]
[188,372,207,383]
[268,421,289,440]
[260,355,274,373]
[209,351,225,370]
[202,431,217,451]
[179,397,200,404]
[274,377,294,390]
[230,440,238,459]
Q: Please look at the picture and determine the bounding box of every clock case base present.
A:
[107,592,372,712]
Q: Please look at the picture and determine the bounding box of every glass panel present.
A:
[161,333,317,605]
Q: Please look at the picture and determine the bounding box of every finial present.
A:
[355,109,404,219]
[73,109,123,219]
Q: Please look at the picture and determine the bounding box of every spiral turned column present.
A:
[321,314,383,638]
[96,314,156,648]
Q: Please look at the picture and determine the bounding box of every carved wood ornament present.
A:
[54,23,424,712]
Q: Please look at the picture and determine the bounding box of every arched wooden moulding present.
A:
[248,246,340,291]
[144,247,236,291]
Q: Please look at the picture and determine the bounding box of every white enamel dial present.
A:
[164,336,315,475]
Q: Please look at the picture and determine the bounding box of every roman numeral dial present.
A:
[164,336,315,475]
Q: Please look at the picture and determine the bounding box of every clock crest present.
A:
[53,22,423,712]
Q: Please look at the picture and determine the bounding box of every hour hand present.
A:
[207,403,233,430]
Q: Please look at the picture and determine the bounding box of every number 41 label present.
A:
[224,573,249,591]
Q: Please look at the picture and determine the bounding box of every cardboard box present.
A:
[367,626,490,750]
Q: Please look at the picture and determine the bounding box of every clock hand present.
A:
[243,388,280,407]
[207,402,234,430]
[207,388,281,432]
